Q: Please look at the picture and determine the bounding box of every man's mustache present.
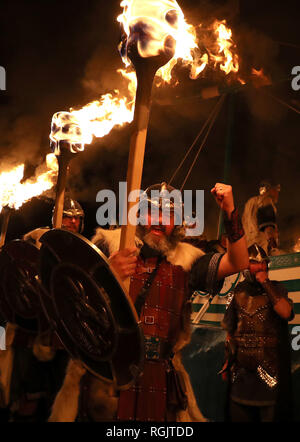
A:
[149,225,166,233]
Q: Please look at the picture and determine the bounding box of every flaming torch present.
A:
[50,112,86,228]
[117,0,183,289]
[47,1,242,289]
[116,1,241,290]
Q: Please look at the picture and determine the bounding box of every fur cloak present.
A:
[49,228,207,422]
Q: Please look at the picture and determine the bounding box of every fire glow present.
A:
[211,20,239,75]
[50,0,240,151]
[251,68,272,86]
[118,2,239,82]
[0,154,58,211]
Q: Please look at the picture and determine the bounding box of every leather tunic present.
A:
[230,282,284,389]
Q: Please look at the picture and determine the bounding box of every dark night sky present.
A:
[0,0,299,249]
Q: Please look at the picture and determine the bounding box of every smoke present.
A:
[0,0,113,167]
[0,115,46,168]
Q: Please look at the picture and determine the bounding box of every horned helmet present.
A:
[243,243,270,284]
[259,180,281,196]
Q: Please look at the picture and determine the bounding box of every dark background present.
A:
[0,0,299,247]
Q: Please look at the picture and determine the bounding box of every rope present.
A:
[180,94,226,191]
[261,90,300,116]
[168,95,225,186]
[276,41,300,50]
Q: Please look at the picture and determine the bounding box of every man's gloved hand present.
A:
[109,247,141,281]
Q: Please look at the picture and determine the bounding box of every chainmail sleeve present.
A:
[189,252,224,295]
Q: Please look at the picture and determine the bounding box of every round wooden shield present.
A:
[0,240,45,331]
[38,229,144,389]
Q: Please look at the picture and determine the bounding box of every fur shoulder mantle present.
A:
[91,228,205,272]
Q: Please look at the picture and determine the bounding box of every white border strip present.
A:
[269,267,300,280]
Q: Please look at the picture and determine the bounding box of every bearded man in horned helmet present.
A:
[49,182,249,422]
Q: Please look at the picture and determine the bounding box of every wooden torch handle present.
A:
[0,207,11,249]
[52,146,73,229]
[119,69,155,292]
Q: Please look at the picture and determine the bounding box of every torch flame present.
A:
[117,0,202,84]
[50,1,241,152]
[0,154,58,212]
[118,2,240,83]
[213,20,239,75]
[251,68,272,86]
[50,69,136,155]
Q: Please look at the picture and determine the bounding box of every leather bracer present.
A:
[223,208,245,243]
[261,279,286,306]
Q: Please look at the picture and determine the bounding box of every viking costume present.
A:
[0,198,83,421]
[222,245,294,422]
[49,228,222,422]
[49,182,245,422]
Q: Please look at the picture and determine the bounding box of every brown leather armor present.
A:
[117,255,189,421]
[231,282,284,386]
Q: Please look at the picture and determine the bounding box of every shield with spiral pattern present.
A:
[38,228,144,389]
[0,240,47,331]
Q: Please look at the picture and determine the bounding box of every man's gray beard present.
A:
[136,225,185,256]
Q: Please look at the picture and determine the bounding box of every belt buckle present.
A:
[144,316,155,325]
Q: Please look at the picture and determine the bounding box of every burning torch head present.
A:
[50,112,88,155]
[52,196,85,234]
[118,0,178,74]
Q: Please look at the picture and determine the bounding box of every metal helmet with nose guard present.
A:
[52,195,85,233]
